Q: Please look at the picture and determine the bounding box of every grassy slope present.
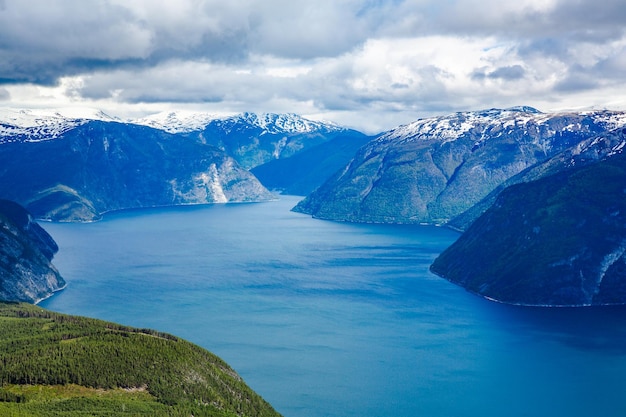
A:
[0,302,281,417]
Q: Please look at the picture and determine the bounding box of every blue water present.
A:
[40,196,626,417]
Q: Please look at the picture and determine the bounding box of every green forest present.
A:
[0,302,281,417]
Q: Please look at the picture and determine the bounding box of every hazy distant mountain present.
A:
[0,118,273,221]
[251,129,371,195]
[196,112,354,169]
[431,127,626,306]
[294,107,626,225]
[133,110,230,133]
[0,200,64,303]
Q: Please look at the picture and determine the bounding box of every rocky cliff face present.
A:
[430,128,626,306]
[294,107,626,225]
[0,120,274,221]
[0,200,65,303]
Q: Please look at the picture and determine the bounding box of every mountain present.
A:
[133,110,231,134]
[0,108,119,143]
[430,127,626,306]
[0,109,362,220]
[293,107,626,225]
[0,118,273,221]
[0,301,282,417]
[196,112,354,169]
[250,129,371,195]
[450,122,626,230]
[0,200,65,303]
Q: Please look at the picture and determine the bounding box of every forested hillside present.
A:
[0,302,281,417]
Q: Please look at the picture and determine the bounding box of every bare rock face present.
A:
[0,200,65,303]
[294,107,626,225]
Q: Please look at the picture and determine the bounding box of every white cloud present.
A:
[0,0,625,133]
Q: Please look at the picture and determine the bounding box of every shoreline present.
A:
[34,282,68,305]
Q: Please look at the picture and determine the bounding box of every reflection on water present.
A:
[40,196,626,417]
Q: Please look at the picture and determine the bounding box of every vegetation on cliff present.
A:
[431,152,626,306]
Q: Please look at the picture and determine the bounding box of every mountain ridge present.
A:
[0,120,274,221]
[430,128,626,306]
[0,108,346,140]
[294,107,626,225]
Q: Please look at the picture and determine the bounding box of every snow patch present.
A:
[376,108,626,148]
[133,111,233,134]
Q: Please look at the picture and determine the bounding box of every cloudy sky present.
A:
[1,0,625,133]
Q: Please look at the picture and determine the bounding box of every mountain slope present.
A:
[294,107,626,224]
[198,112,352,169]
[0,120,273,221]
[450,124,626,230]
[250,130,371,195]
[0,301,281,417]
[0,200,64,303]
[430,131,626,306]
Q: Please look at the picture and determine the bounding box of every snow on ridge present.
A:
[231,112,343,134]
[379,107,626,145]
[132,110,234,134]
[132,111,343,134]
[0,107,345,142]
[0,107,123,142]
[381,107,538,144]
[0,108,88,142]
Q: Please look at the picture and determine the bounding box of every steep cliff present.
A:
[0,200,65,303]
[430,131,626,306]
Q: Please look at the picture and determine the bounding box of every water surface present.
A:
[41,196,626,417]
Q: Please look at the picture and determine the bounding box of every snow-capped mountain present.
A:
[378,106,626,148]
[195,112,352,169]
[0,107,356,221]
[294,107,626,225]
[0,108,346,143]
[132,111,232,134]
[133,111,345,135]
[0,108,118,143]
[212,112,344,135]
[0,118,274,222]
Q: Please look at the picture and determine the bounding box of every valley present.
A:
[1,105,626,416]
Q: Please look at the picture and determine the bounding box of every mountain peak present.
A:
[225,112,344,134]
[132,110,233,134]
[504,105,542,113]
[0,107,122,143]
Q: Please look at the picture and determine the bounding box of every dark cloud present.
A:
[0,0,389,86]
